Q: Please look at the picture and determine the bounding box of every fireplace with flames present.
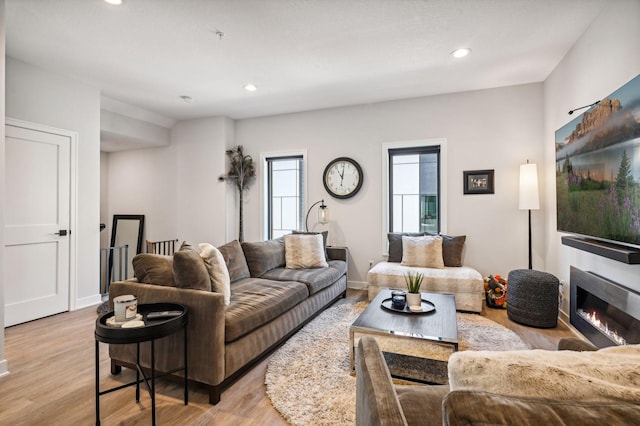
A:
[570,266,640,348]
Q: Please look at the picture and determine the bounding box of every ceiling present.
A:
[6,0,608,122]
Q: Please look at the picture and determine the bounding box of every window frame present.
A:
[381,139,447,256]
[260,150,307,240]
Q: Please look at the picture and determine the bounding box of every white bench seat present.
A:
[367,261,484,312]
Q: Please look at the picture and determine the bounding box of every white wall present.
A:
[0,0,8,378]
[107,116,232,248]
[543,0,640,317]
[107,145,178,244]
[236,83,544,286]
[174,117,231,246]
[5,57,101,307]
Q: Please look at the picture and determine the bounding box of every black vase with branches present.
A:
[219,145,256,242]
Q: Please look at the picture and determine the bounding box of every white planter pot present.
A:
[406,292,422,308]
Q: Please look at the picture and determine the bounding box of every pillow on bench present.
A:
[387,232,466,267]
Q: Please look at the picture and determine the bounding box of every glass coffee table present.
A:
[350,288,458,384]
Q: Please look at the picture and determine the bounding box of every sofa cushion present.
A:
[448,345,640,403]
[387,232,424,262]
[198,243,231,305]
[224,278,309,342]
[241,238,286,277]
[173,242,211,291]
[443,390,640,426]
[401,235,445,269]
[284,234,328,269]
[217,240,251,282]
[396,384,449,426]
[260,260,346,295]
[132,254,175,286]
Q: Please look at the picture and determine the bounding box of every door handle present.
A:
[55,230,68,236]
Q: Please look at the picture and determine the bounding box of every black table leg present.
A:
[184,327,188,405]
[136,342,140,402]
[95,340,100,426]
[151,339,156,426]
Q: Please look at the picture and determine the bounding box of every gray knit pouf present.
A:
[507,269,559,328]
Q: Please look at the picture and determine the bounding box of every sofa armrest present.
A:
[356,337,407,426]
[108,280,226,387]
[327,246,348,262]
[557,337,597,351]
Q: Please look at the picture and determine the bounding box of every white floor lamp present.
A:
[519,161,540,269]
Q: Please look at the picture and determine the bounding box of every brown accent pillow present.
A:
[173,242,211,291]
[217,240,251,282]
[132,254,175,286]
[241,237,286,277]
[441,235,466,267]
[387,232,425,262]
[427,233,466,267]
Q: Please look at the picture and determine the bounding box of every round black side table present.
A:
[95,302,189,426]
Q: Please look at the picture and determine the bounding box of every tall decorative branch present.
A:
[219,145,256,242]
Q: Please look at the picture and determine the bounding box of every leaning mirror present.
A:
[110,214,145,280]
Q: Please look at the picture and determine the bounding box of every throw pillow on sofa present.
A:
[292,230,329,257]
[132,253,175,286]
[401,235,445,269]
[217,240,251,282]
[284,234,328,269]
[242,237,286,277]
[173,242,211,291]
[199,243,231,305]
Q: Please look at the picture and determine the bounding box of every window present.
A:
[389,146,440,233]
[381,139,446,254]
[264,155,305,239]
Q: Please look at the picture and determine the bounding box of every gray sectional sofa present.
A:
[108,237,347,404]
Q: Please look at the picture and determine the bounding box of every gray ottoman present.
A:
[507,269,559,328]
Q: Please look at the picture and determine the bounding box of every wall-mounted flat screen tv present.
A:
[556,74,640,248]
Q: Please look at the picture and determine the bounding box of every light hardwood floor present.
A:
[0,290,576,425]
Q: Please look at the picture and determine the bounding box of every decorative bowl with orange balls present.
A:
[484,274,508,309]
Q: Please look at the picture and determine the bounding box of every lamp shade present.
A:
[519,163,540,210]
[318,203,329,224]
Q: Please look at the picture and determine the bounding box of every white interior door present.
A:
[4,123,71,327]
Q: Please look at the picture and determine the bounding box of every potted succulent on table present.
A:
[404,272,424,308]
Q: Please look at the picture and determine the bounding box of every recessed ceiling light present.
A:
[451,48,471,58]
[104,0,123,5]
[244,84,257,92]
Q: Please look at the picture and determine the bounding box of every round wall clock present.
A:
[323,157,363,199]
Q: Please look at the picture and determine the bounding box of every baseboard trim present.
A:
[347,280,368,290]
[75,294,102,310]
[0,359,9,378]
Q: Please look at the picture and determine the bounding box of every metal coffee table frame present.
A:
[350,289,458,383]
[95,303,188,426]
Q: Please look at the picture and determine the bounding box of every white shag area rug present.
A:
[265,302,529,426]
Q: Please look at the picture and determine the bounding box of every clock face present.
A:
[323,157,363,199]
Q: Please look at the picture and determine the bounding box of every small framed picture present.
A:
[463,169,494,194]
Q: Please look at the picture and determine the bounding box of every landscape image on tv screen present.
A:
[556,73,640,247]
